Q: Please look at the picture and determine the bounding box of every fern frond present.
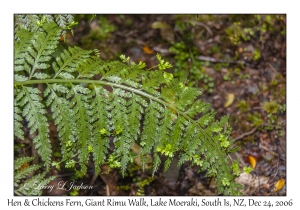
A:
[108,91,133,175]
[14,14,243,195]
[14,156,35,170]
[14,157,55,196]
[140,101,160,161]
[179,122,198,159]
[15,15,40,32]
[77,55,104,79]
[90,85,110,174]
[44,84,76,162]
[54,14,74,29]
[142,71,166,96]
[69,84,92,173]
[14,103,24,140]
[15,172,54,196]
[53,46,92,79]
[29,23,61,78]
[55,15,67,28]
[14,29,34,73]
[14,164,41,186]
[14,156,54,195]
[127,94,144,141]
[169,116,186,152]
[19,86,52,168]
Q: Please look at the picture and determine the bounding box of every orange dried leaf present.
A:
[248,155,256,168]
[142,45,154,54]
[18,163,30,171]
[274,179,285,192]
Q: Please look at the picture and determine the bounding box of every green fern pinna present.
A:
[14,15,243,195]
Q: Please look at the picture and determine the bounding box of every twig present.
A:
[186,21,213,36]
[259,144,278,157]
[271,158,280,179]
[234,127,258,142]
[115,30,138,38]
[197,38,214,47]
[89,173,98,186]
[106,184,110,196]
[85,173,99,196]
[253,106,263,110]
[268,63,278,73]
[197,56,254,67]
[115,32,145,46]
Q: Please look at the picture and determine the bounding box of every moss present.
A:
[248,112,264,127]
[237,100,250,112]
[253,49,261,61]
[264,101,279,114]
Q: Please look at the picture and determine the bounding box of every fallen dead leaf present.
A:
[224,93,235,108]
[248,155,257,168]
[142,45,154,54]
[274,179,285,192]
[235,172,269,195]
[151,21,170,29]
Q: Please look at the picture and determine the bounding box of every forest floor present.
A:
[44,14,286,196]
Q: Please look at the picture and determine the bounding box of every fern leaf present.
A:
[156,108,172,143]
[14,164,41,186]
[169,116,185,152]
[14,103,24,140]
[69,84,92,173]
[14,29,34,73]
[20,87,52,168]
[28,23,61,77]
[14,156,35,170]
[44,84,76,162]
[53,46,92,78]
[142,71,165,96]
[14,15,40,32]
[109,92,133,175]
[54,14,75,29]
[14,74,28,82]
[140,101,160,168]
[32,72,50,79]
[100,61,129,80]
[14,15,243,195]
[15,170,54,196]
[53,14,76,38]
[55,15,67,28]
[90,85,110,174]
[77,56,104,79]
[127,94,143,141]
[152,153,161,175]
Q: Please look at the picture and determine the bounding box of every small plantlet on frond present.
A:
[14,14,243,195]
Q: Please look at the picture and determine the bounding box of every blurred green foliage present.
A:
[81,16,116,47]
[169,42,214,93]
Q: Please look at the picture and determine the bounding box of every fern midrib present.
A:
[16,79,223,157]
